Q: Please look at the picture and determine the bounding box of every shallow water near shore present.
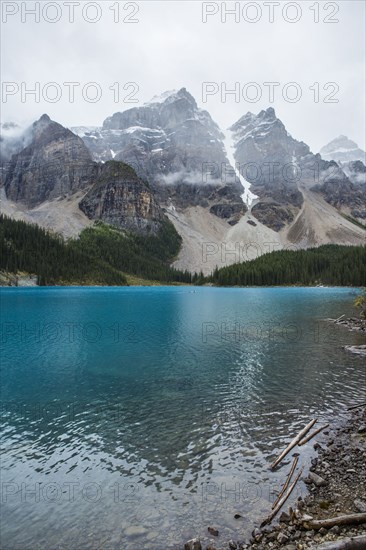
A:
[1,287,365,549]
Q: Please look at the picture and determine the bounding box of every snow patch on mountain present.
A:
[69,126,99,137]
[146,90,178,105]
[222,128,258,208]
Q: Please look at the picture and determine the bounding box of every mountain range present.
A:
[1,89,365,274]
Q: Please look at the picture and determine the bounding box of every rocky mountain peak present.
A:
[147,87,197,108]
[258,106,276,119]
[32,113,76,144]
[320,135,366,163]
[5,115,94,207]
[230,110,365,230]
[72,89,244,224]
[39,113,51,123]
[229,108,318,230]
[102,87,200,132]
[230,107,286,144]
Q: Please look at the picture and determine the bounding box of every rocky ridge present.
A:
[230,108,365,230]
[3,115,167,235]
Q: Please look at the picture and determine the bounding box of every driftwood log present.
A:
[270,419,317,469]
[303,513,366,530]
[261,466,303,527]
[298,423,329,446]
[314,535,366,550]
[347,402,366,411]
[271,456,299,509]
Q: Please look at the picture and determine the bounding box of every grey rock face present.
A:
[231,108,366,230]
[72,88,245,224]
[230,107,306,230]
[79,161,163,234]
[320,135,366,164]
[5,115,94,207]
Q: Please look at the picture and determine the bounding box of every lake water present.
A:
[1,287,365,549]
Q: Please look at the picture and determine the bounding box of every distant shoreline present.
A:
[0,273,363,290]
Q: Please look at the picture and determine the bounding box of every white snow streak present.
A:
[223,129,258,209]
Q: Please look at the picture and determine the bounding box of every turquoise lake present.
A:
[1,287,365,549]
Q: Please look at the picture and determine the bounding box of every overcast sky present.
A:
[1,0,365,152]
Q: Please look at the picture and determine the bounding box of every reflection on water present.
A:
[1,287,365,548]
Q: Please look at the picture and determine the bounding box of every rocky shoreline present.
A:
[331,316,366,334]
[184,317,366,550]
[184,406,366,550]
[332,316,366,356]
[0,271,38,287]
[241,406,366,550]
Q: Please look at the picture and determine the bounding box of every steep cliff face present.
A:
[79,161,163,234]
[72,88,246,225]
[5,115,94,207]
